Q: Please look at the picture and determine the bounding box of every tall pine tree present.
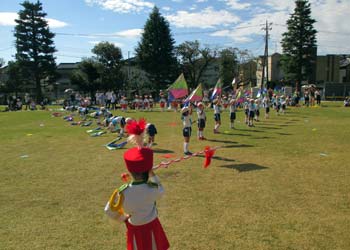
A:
[281,0,317,91]
[136,6,178,91]
[15,1,57,102]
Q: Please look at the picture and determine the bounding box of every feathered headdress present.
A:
[125,118,146,148]
[123,118,153,173]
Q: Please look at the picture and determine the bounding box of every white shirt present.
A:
[197,109,206,120]
[105,175,164,225]
[248,103,256,112]
[229,104,236,113]
[213,104,221,114]
[182,115,192,128]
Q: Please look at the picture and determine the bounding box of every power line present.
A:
[55,24,265,38]
[274,23,350,36]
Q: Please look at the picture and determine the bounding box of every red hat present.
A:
[124,147,153,173]
[123,118,153,173]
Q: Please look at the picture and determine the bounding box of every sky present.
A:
[1,0,350,64]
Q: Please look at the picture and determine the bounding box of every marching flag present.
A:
[211,78,222,100]
[167,73,188,99]
[232,77,236,86]
[185,83,203,103]
[236,88,242,99]
[256,89,261,98]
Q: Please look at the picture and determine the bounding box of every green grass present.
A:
[1,103,350,250]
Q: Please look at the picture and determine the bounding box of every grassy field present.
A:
[0,103,349,250]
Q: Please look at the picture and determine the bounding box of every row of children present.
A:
[102,95,292,249]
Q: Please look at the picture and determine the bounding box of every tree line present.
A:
[0,0,317,102]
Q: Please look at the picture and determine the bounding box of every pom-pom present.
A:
[126,118,146,135]
[126,118,146,148]
[203,146,215,168]
[121,172,131,183]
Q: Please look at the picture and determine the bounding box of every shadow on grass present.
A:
[196,155,235,162]
[219,163,268,172]
[222,132,252,137]
[235,128,264,133]
[153,148,175,154]
[223,144,254,148]
[251,136,273,139]
[257,126,281,130]
[276,132,292,136]
[206,139,238,144]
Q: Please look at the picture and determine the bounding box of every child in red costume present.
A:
[104,119,169,250]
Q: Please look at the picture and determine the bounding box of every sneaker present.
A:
[184,151,192,155]
[201,137,207,140]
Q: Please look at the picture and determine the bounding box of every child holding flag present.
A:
[248,99,256,127]
[104,119,170,250]
[213,98,222,133]
[229,99,237,129]
[196,102,206,140]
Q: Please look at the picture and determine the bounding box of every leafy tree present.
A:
[176,40,217,88]
[70,58,100,99]
[3,61,28,95]
[14,0,57,102]
[92,42,125,91]
[219,48,238,87]
[136,6,178,91]
[281,0,317,91]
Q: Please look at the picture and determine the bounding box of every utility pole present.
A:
[261,20,272,90]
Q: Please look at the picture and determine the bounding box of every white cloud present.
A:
[0,12,68,28]
[0,12,16,26]
[162,6,171,11]
[115,28,143,38]
[196,0,208,2]
[209,0,350,55]
[189,4,197,10]
[171,0,183,2]
[225,0,251,10]
[85,0,154,13]
[260,0,350,54]
[46,18,69,28]
[264,0,294,11]
[166,7,240,29]
[89,41,124,47]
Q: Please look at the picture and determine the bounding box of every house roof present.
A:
[57,63,79,70]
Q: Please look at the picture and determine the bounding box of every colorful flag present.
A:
[256,89,261,98]
[185,83,203,103]
[231,77,236,86]
[211,78,222,100]
[236,88,242,99]
[168,73,188,99]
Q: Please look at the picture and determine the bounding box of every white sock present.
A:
[148,142,153,148]
[184,142,189,152]
[197,131,200,138]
